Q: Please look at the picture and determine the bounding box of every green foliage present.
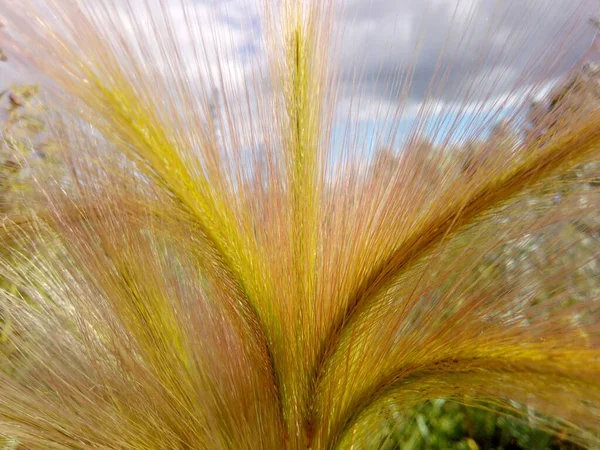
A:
[376,401,583,450]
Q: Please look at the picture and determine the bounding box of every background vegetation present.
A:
[0,2,599,449]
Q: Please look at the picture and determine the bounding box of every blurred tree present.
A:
[0,42,50,450]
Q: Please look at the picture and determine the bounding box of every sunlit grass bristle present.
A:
[0,0,600,449]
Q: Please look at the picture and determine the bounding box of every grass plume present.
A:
[0,0,600,448]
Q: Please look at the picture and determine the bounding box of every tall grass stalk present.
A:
[0,0,599,448]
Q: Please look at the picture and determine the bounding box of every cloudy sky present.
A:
[1,0,598,147]
[336,0,597,116]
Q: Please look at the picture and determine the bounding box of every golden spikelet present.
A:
[0,0,600,448]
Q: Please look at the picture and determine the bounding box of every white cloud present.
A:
[2,0,598,134]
